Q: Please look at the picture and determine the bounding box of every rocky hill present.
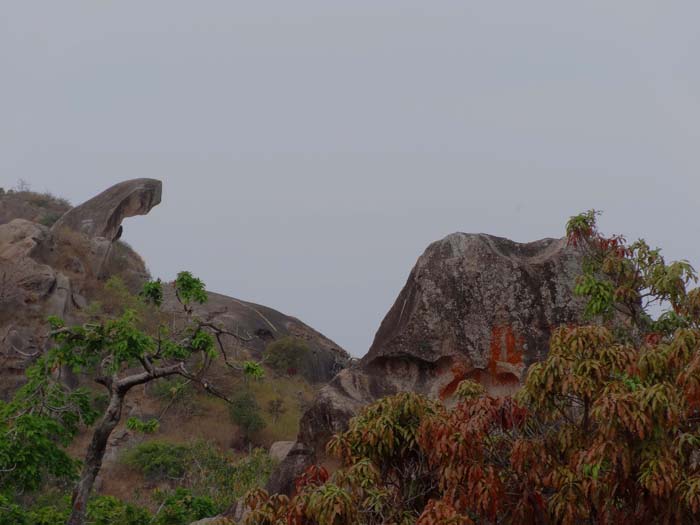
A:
[0,179,348,391]
[0,179,350,509]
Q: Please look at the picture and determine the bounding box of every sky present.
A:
[2,2,700,356]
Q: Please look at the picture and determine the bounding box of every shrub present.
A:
[123,440,274,512]
[182,443,274,510]
[38,212,62,227]
[152,488,216,525]
[86,496,151,525]
[124,441,188,481]
[229,391,265,440]
[0,494,151,525]
[263,337,310,375]
[0,495,29,525]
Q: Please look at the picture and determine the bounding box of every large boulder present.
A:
[52,178,162,241]
[299,233,585,451]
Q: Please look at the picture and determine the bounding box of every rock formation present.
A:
[0,219,63,397]
[0,179,348,394]
[52,178,162,241]
[298,233,585,453]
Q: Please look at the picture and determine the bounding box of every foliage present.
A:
[6,270,266,524]
[263,337,310,374]
[566,209,697,330]
[126,417,160,434]
[140,278,164,307]
[0,494,150,525]
[38,212,62,227]
[151,488,216,525]
[86,496,151,525]
[0,356,97,493]
[124,440,274,512]
[174,271,208,307]
[229,391,266,439]
[178,443,274,511]
[243,360,265,381]
[234,393,439,525]
[0,494,30,525]
[124,441,189,481]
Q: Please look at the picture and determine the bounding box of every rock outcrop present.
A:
[0,219,66,397]
[299,233,585,452]
[52,178,162,241]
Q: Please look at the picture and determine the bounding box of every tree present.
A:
[6,271,264,525]
[414,211,700,524]
[263,337,310,375]
[230,391,266,441]
[0,357,97,495]
[234,392,439,525]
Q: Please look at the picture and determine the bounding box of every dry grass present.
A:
[0,189,71,226]
[248,373,316,446]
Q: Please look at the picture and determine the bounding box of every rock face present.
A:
[0,220,66,397]
[52,178,162,241]
[299,233,585,452]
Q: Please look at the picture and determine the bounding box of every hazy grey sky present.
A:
[3,2,700,355]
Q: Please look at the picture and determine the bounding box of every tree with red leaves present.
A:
[232,211,700,524]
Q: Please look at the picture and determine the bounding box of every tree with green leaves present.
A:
[263,337,310,375]
[230,391,266,442]
[0,271,264,525]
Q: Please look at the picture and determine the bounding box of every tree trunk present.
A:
[67,387,124,525]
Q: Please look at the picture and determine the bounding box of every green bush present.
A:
[184,443,274,510]
[263,337,310,374]
[0,494,151,525]
[123,440,274,513]
[152,488,216,525]
[229,391,265,440]
[124,441,188,481]
[86,496,151,525]
[0,495,29,525]
[38,212,62,227]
